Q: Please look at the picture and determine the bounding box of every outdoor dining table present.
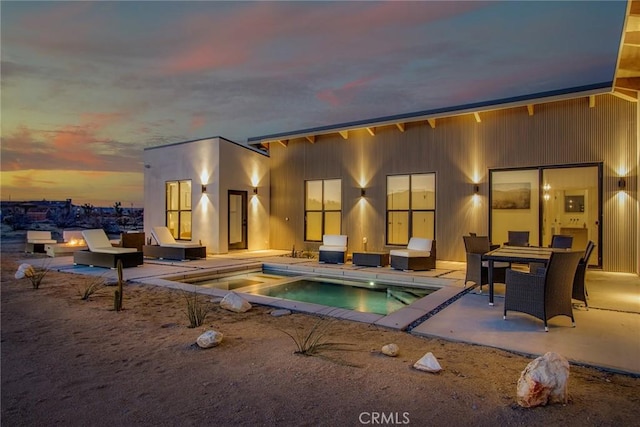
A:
[483,246,562,305]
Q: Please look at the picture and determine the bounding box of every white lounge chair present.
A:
[390,237,436,271]
[319,234,348,264]
[25,230,57,253]
[73,229,143,268]
[143,226,206,260]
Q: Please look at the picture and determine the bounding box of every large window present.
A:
[305,179,342,241]
[387,173,435,245]
[166,180,192,240]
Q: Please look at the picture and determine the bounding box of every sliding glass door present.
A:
[490,164,601,267]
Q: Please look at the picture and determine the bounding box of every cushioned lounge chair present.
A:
[390,238,436,271]
[143,226,206,260]
[463,235,509,293]
[318,234,348,264]
[25,230,57,253]
[73,229,143,269]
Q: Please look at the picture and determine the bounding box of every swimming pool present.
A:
[184,270,435,315]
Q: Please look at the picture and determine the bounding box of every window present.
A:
[305,179,342,241]
[166,180,192,240]
[386,173,435,245]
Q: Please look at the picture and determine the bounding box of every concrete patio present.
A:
[26,251,640,376]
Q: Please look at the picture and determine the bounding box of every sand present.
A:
[2,246,638,426]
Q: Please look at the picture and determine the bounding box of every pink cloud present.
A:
[316,77,377,107]
[190,114,207,130]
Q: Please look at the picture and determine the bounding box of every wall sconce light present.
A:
[360,188,366,197]
[253,187,258,195]
[201,185,207,193]
[618,178,626,189]
[473,184,480,194]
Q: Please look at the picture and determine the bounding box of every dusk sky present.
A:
[1,1,627,207]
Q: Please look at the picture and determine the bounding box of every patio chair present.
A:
[504,230,530,247]
[549,234,573,249]
[390,238,436,271]
[318,234,348,264]
[25,230,57,253]
[73,229,143,269]
[144,226,206,260]
[572,240,595,309]
[463,235,509,293]
[504,250,583,331]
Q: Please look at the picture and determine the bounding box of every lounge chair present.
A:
[143,226,206,260]
[73,229,143,269]
[318,234,348,264]
[462,235,509,293]
[390,238,436,271]
[504,250,582,331]
[25,230,57,253]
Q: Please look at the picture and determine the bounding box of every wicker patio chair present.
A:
[572,240,595,309]
[504,250,583,331]
[550,234,573,249]
[462,235,508,293]
[504,230,530,247]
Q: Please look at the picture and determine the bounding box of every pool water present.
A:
[244,278,434,315]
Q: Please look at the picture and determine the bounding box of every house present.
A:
[144,6,639,274]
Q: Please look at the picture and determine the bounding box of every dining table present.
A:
[483,245,565,305]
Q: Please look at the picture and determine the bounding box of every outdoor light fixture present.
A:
[201,185,207,193]
[361,188,366,197]
[618,178,626,189]
[473,184,480,194]
[253,187,258,195]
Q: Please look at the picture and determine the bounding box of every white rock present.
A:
[196,330,224,349]
[220,292,252,313]
[381,343,399,357]
[271,309,292,317]
[517,352,570,408]
[15,263,34,279]
[413,352,442,373]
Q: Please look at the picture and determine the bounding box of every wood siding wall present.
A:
[268,94,638,272]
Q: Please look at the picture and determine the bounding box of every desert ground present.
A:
[1,239,638,426]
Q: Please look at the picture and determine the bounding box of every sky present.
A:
[0,1,627,207]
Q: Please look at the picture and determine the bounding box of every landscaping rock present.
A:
[271,309,292,317]
[413,352,442,373]
[220,292,252,313]
[196,330,224,349]
[15,263,34,279]
[381,343,399,357]
[517,352,570,408]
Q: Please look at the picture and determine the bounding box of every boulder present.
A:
[517,352,570,408]
[220,292,252,313]
[381,343,399,357]
[15,263,35,279]
[413,352,442,373]
[196,330,224,349]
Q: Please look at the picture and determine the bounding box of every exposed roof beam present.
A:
[527,104,534,116]
[615,77,640,91]
[395,123,405,132]
[339,130,348,139]
[612,89,638,102]
[473,112,481,123]
[624,31,640,47]
[427,118,436,128]
[366,127,375,136]
[305,135,315,144]
[589,95,596,108]
[277,139,288,147]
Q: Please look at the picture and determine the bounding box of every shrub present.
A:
[183,289,209,328]
[78,275,106,300]
[15,262,50,289]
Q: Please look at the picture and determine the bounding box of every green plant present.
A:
[114,259,124,311]
[182,288,209,328]
[280,317,358,365]
[78,275,106,300]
